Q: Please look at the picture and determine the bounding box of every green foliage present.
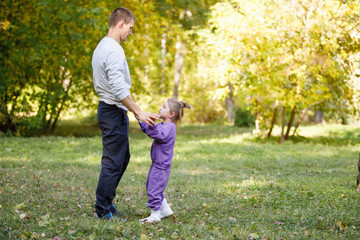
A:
[0,0,105,136]
[1,0,221,135]
[195,0,360,131]
[235,108,254,127]
[1,124,360,239]
[1,0,360,137]
[17,115,46,137]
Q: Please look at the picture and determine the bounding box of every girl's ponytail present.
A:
[168,98,191,123]
[179,101,191,110]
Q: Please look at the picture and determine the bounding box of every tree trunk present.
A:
[161,32,167,94]
[280,106,286,144]
[47,113,53,130]
[284,106,297,140]
[254,111,261,134]
[291,101,323,138]
[291,107,308,138]
[50,79,72,133]
[0,95,17,134]
[315,110,323,124]
[173,37,185,99]
[144,24,149,84]
[267,101,278,138]
[225,82,235,125]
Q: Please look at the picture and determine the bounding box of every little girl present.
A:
[138,98,191,223]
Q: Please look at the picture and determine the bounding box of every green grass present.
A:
[1,123,360,239]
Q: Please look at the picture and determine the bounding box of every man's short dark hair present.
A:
[109,7,135,27]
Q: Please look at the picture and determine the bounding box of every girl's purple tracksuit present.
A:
[139,121,176,210]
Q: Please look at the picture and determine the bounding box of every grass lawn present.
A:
[1,122,360,239]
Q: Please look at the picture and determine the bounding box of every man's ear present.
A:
[118,20,124,29]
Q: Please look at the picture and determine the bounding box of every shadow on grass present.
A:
[51,121,145,138]
[51,119,254,139]
[247,127,360,146]
[32,114,360,147]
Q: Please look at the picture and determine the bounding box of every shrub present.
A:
[235,108,254,127]
[18,116,46,137]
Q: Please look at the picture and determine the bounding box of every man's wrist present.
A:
[120,95,142,116]
[132,108,142,117]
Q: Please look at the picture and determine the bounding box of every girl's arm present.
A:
[139,121,150,134]
[140,123,171,142]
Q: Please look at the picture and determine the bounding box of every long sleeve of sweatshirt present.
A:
[139,121,176,169]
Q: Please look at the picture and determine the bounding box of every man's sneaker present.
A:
[94,211,126,221]
[110,203,124,217]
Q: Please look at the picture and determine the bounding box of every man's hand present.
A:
[136,111,159,127]
[120,95,159,126]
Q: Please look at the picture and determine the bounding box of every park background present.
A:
[1,0,360,239]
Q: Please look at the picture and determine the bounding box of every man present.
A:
[92,7,159,220]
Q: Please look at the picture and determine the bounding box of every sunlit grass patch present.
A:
[267,124,360,145]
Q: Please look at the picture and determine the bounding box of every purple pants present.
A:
[146,164,171,210]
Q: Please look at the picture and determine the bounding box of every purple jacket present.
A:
[140,121,176,169]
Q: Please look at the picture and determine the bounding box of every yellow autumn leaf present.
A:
[249,233,259,239]
[140,234,149,240]
[15,202,26,210]
[336,221,348,231]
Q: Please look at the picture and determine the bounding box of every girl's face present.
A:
[159,101,171,120]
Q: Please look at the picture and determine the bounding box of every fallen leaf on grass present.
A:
[171,231,179,239]
[336,221,348,231]
[248,233,259,239]
[38,214,53,227]
[140,234,149,240]
[229,217,237,222]
[15,202,26,210]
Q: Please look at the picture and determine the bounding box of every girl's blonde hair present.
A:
[167,98,191,123]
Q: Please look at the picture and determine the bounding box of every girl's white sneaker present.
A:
[160,198,173,218]
[140,210,161,223]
